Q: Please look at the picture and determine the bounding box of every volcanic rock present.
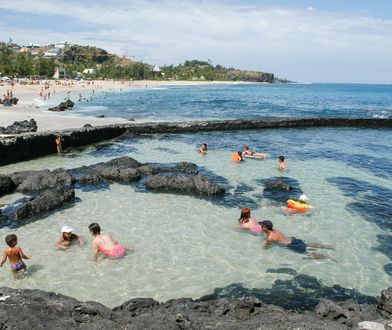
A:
[0,174,15,197]
[48,99,75,112]
[0,119,37,134]
[146,173,225,195]
[13,187,75,221]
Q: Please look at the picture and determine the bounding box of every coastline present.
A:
[0,80,251,132]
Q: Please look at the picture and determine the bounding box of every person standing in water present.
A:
[278,156,287,170]
[88,223,127,261]
[55,134,64,154]
[0,234,30,276]
[198,143,208,154]
[259,220,334,260]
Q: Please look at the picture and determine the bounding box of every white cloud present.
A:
[0,0,391,83]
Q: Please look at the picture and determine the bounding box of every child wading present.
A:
[0,234,30,276]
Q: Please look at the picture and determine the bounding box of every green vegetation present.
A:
[0,42,277,82]
[0,43,55,78]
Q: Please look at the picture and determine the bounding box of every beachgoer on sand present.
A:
[0,234,30,276]
[88,223,127,261]
[56,226,84,250]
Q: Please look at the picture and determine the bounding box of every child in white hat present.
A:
[55,226,84,250]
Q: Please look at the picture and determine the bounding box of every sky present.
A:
[0,0,391,83]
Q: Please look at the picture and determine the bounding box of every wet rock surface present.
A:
[0,157,224,224]
[0,286,390,330]
[0,119,37,134]
[48,99,75,112]
[0,174,15,197]
[15,168,73,193]
[12,187,75,222]
[146,173,225,195]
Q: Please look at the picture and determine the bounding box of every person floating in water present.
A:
[278,155,287,170]
[55,134,64,154]
[0,234,30,276]
[238,208,262,235]
[232,151,244,162]
[198,143,208,154]
[287,194,314,213]
[259,220,334,260]
[88,223,127,261]
[56,226,84,250]
[242,145,268,159]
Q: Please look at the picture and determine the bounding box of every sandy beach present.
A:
[0,80,247,132]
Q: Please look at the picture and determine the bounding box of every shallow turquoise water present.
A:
[0,127,390,307]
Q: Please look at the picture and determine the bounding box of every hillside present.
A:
[0,42,278,82]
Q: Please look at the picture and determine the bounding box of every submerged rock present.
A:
[13,187,75,221]
[262,177,303,203]
[146,173,225,195]
[0,118,37,134]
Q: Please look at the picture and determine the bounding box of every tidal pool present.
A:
[0,127,390,307]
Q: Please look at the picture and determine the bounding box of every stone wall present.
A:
[0,118,391,166]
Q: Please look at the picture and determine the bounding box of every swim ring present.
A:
[287,199,314,213]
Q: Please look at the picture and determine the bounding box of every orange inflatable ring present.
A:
[287,199,314,213]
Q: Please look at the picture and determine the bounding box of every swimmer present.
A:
[198,143,208,154]
[278,155,287,170]
[0,234,30,276]
[56,226,84,250]
[259,220,334,260]
[238,208,262,235]
[286,194,314,213]
[242,146,268,159]
[232,151,244,162]
[88,223,127,261]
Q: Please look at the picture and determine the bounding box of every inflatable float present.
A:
[243,154,267,160]
[287,199,314,213]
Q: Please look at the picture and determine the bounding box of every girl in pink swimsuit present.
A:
[89,223,127,260]
[238,208,262,235]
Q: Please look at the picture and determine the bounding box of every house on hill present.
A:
[153,65,163,76]
[83,68,96,75]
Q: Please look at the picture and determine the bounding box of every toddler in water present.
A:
[278,155,287,170]
[0,234,30,276]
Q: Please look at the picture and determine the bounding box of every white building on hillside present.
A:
[83,68,96,75]
[55,41,68,49]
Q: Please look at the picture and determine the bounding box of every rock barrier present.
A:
[0,118,391,166]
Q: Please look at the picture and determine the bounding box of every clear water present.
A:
[65,83,392,121]
[0,127,391,307]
